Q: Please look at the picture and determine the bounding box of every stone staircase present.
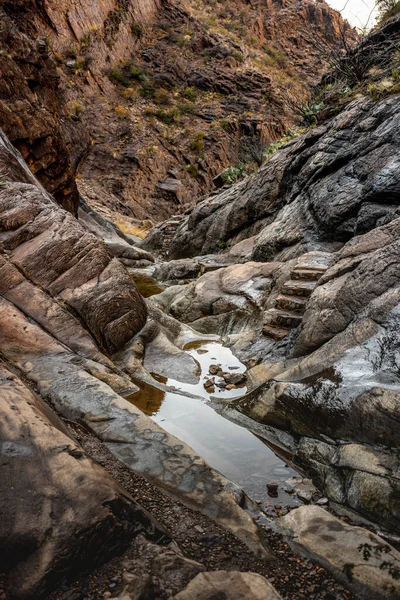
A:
[262,253,332,341]
[157,216,185,257]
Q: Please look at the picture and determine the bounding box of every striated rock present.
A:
[278,506,400,600]
[0,137,147,354]
[0,364,166,599]
[166,96,400,259]
[171,570,282,600]
[0,4,85,212]
[0,132,272,564]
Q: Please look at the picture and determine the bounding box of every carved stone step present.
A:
[275,294,307,313]
[291,266,327,281]
[282,280,317,297]
[267,308,303,329]
[262,324,291,341]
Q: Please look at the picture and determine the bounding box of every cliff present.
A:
[0,0,354,225]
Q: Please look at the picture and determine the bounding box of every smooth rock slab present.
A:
[170,571,282,600]
[278,505,400,600]
[0,364,165,599]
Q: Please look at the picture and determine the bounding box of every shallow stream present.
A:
[128,341,302,508]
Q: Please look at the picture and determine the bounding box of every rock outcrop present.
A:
[0,131,275,597]
[0,0,353,224]
[278,506,400,600]
[146,89,400,536]
[172,571,283,600]
[157,95,400,260]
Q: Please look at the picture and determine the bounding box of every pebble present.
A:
[316,497,329,505]
[267,482,279,497]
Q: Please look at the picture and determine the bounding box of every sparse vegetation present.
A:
[131,22,143,37]
[182,86,198,101]
[220,164,245,185]
[66,100,86,120]
[377,0,400,23]
[145,108,179,124]
[190,132,205,152]
[187,163,200,177]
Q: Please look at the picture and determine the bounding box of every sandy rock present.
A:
[170,570,282,600]
[278,505,400,600]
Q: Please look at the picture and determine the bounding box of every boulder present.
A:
[0,364,166,599]
[0,179,147,353]
[153,262,279,336]
[278,506,400,600]
[171,570,282,600]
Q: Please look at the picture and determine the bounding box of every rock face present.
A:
[0,131,274,597]
[153,261,279,335]
[278,506,400,600]
[0,364,166,599]
[148,87,400,535]
[0,2,84,213]
[161,95,400,259]
[0,0,353,224]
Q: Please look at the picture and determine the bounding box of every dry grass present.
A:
[116,220,150,239]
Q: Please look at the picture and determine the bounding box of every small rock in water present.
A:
[316,497,329,505]
[209,365,219,375]
[223,372,247,385]
[225,384,237,391]
[197,349,208,354]
[267,482,279,497]
[203,378,215,393]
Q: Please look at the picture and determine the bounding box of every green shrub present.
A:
[177,102,197,115]
[131,22,143,37]
[220,164,245,185]
[108,67,130,87]
[231,50,244,63]
[183,86,197,101]
[130,65,144,80]
[190,132,205,152]
[145,108,179,124]
[187,164,199,177]
[140,81,156,99]
[154,88,171,105]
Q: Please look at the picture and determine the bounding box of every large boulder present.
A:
[0,176,147,354]
[278,506,400,600]
[153,262,279,335]
[171,571,282,600]
[0,364,166,599]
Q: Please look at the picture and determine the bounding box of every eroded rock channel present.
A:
[2,12,400,600]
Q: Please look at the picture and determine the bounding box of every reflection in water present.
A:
[127,342,301,506]
[130,273,165,297]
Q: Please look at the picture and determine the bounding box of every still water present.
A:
[128,341,301,506]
